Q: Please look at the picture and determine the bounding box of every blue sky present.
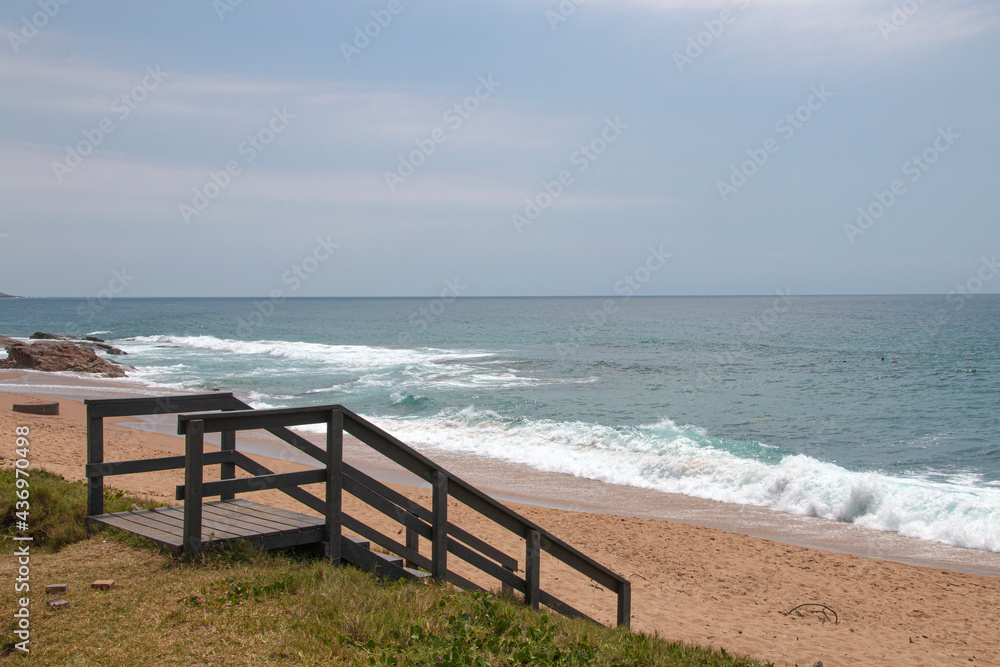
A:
[1,0,998,297]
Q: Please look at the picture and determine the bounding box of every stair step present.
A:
[376,552,404,566]
[344,535,371,551]
[404,567,432,579]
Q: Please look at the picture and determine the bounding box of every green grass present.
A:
[0,471,771,666]
[0,468,162,553]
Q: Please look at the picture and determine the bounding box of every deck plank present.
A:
[89,513,182,550]
[227,498,323,526]
[201,504,295,535]
[137,506,247,541]
[90,500,325,552]
[219,501,321,530]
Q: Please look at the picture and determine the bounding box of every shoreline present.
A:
[3,372,1000,664]
[2,369,999,579]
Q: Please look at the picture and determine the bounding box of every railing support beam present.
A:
[326,409,343,564]
[525,529,541,611]
[431,471,448,580]
[405,526,419,569]
[219,429,236,501]
[617,581,631,628]
[182,419,205,556]
[86,415,104,517]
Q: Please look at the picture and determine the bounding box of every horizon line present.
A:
[4,293,1000,300]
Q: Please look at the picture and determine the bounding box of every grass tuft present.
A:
[0,468,162,553]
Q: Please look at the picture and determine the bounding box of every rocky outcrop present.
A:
[0,337,130,377]
[29,332,127,355]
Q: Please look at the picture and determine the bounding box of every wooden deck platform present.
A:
[88,499,325,554]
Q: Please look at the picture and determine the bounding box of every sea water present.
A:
[1,295,998,552]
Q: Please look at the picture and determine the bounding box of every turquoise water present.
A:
[2,295,998,551]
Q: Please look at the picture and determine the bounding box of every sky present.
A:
[0,0,998,298]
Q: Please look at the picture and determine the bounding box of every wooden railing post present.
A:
[326,409,343,564]
[86,413,104,517]
[617,581,631,628]
[219,429,236,501]
[182,419,205,556]
[431,471,448,580]
[525,529,541,610]
[405,525,419,569]
[501,563,515,597]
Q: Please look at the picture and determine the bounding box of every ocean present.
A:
[1,295,998,553]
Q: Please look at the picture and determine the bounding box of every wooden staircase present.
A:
[84,393,631,627]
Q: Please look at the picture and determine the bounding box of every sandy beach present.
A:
[2,374,999,666]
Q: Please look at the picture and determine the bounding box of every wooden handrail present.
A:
[84,393,241,516]
[339,407,630,598]
[84,395,631,627]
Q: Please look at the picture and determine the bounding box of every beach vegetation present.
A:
[0,467,162,553]
[0,469,769,666]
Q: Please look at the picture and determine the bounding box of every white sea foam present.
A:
[123,335,469,371]
[116,335,601,393]
[369,408,1000,553]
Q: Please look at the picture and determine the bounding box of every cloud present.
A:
[0,48,585,160]
[578,0,1000,66]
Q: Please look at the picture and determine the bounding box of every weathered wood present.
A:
[201,503,295,535]
[178,406,340,434]
[220,429,236,501]
[431,471,448,581]
[538,590,598,625]
[85,393,235,419]
[447,536,524,593]
[133,507,190,531]
[342,474,432,540]
[345,465,431,518]
[86,396,632,628]
[345,464,517,571]
[89,500,327,554]
[88,513,181,550]
[177,469,326,501]
[231,453,325,514]
[445,570,490,595]
[149,505,322,551]
[218,500,320,529]
[340,534,414,581]
[342,411,437,484]
[616,581,631,628]
[183,420,205,555]
[85,451,233,479]
[248,526,325,551]
[342,408,627,604]
[226,397,332,465]
[341,514,431,572]
[326,410,343,563]
[525,529,541,611]
[405,526,420,569]
[86,414,104,517]
[12,402,59,415]
[118,507,243,542]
